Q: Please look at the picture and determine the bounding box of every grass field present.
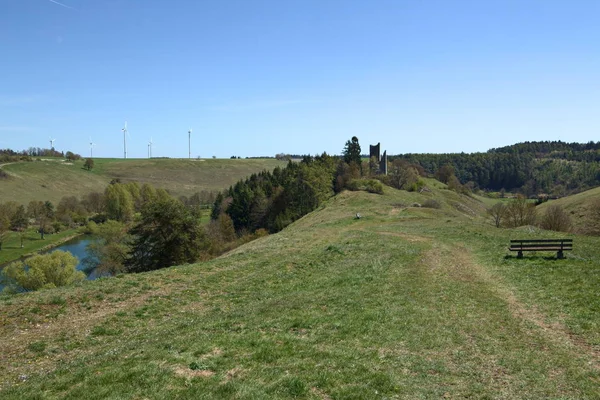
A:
[0,185,599,398]
[0,228,81,265]
[0,158,286,205]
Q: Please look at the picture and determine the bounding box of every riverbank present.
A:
[0,228,83,267]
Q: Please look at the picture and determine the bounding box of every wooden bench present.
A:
[509,239,573,259]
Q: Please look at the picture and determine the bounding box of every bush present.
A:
[422,199,441,209]
[1,251,84,292]
[540,204,572,232]
[408,180,426,192]
[89,213,108,224]
[52,221,63,233]
[83,220,98,234]
[347,179,384,195]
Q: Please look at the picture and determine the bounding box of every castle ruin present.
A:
[369,142,388,175]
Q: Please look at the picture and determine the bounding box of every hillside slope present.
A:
[537,186,600,231]
[0,158,286,205]
[1,186,599,398]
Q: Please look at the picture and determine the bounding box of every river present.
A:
[44,236,103,280]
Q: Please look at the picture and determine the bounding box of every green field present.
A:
[1,184,599,398]
[0,158,286,205]
[0,228,81,265]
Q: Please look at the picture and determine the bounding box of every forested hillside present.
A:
[393,141,600,196]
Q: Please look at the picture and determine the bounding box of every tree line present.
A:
[393,140,600,195]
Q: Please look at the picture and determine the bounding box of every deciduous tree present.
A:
[487,202,507,228]
[85,220,131,275]
[0,214,9,251]
[10,205,28,248]
[505,195,537,228]
[84,158,94,171]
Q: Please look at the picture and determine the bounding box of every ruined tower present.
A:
[369,142,387,175]
[369,143,381,163]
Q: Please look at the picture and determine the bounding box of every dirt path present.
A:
[423,241,600,370]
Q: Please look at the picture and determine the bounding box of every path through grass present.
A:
[1,188,598,399]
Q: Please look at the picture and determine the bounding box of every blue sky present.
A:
[1,0,599,158]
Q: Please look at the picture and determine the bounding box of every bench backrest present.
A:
[510,239,573,249]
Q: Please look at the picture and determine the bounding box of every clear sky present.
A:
[1,0,599,158]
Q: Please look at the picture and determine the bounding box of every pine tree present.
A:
[343,136,362,166]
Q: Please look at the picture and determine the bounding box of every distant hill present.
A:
[393,140,600,196]
[0,158,286,205]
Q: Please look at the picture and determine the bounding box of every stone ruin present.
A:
[369,142,388,175]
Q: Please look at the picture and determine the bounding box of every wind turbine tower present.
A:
[122,121,128,159]
[188,129,192,159]
[49,137,56,150]
[148,137,153,159]
[89,137,96,158]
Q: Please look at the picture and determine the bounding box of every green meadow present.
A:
[1,183,598,399]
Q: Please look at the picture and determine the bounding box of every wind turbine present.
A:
[121,121,128,159]
[148,137,153,158]
[188,129,192,159]
[49,137,56,150]
[89,137,96,158]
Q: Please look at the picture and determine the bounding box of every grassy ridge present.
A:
[0,158,286,205]
[0,187,598,398]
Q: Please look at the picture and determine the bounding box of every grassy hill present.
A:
[0,158,286,205]
[537,186,600,232]
[1,185,599,398]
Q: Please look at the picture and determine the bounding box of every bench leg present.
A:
[557,250,564,259]
[517,251,523,259]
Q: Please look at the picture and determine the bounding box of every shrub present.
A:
[408,179,426,192]
[52,221,63,233]
[422,199,441,209]
[89,213,108,224]
[540,204,572,232]
[1,251,84,292]
[347,179,384,195]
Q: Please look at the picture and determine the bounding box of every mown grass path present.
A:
[1,188,599,399]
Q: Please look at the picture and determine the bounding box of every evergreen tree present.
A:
[211,192,225,220]
[126,198,207,272]
[343,136,362,166]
